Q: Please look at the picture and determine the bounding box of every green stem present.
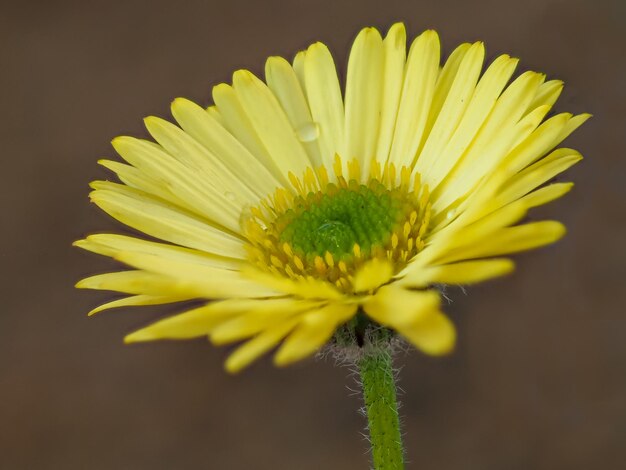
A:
[359,339,404,470]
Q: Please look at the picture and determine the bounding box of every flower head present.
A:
[76,24,588,373]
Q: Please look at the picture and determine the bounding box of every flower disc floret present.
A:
[244,157,431,293]
[280,184,403,257]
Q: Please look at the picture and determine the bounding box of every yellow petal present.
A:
[424,198,528,265]
[526,79,563,113]
[170,97,281,197]
[210,298,323,344]
[143,116,259,207]
[518,182,573,209]
[363,285,455,355]
[232,69,311,181]
[124,302,241,343]
[89,183,246,258]
[265,56,322,168]
[274,302,358,366]
[496,152,582,207]
[303,42,345,170]
[526,146,578,167]
[395,310,456,356]
[225,318,300,374]
[75,233,241,270]
[504,104,552,154]
[363,285,440,326]
[436,71,545,208]
[435,135,574,231]
[416,41,485,180]
[76,270,200,297]
[87,294,190,316]
[498,112,574,173]
[98,159,180,204]
[114,251,279,299]
[375,23,407,161]
[344,26,384,175]
[292,50,307,94]
[206,105,224,126]
[423,42,472,138]
[112,136,244,232]
[212,83,279,180]
[556,113,591,143]
[243,268,344,300]
[397,258,514,288]
[352,258,393,292]
[435,221,566,263]
[388,30,440,169]
[426,54,518,190]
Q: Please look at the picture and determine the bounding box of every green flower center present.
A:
[278,183,404,258]
[243,158,431,293]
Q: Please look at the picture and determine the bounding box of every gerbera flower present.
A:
[76,23,588,373]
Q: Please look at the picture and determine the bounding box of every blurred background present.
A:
[1,0,625,468]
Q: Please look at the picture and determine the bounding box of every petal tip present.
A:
[232,69,256,85]
[143,115,161,129]
[388,22,406,33]
[171,96,194,111]
[554,222,567,240]
[224,359,244,375]
[87,307,102,316]
[423,319,457,357]
[209,333,231,347]
[307,41,329,53]
[124,330,155,344]
[110,135,127,149]
[272,351,293,368]
[421,29,440,40]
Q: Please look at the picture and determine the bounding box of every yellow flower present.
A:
[76,24,588,373]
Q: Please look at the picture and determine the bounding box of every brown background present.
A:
[1,0,625,468]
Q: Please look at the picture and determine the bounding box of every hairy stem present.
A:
[359,337,404,470]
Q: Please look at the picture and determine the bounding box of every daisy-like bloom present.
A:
[76,24,588,373]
